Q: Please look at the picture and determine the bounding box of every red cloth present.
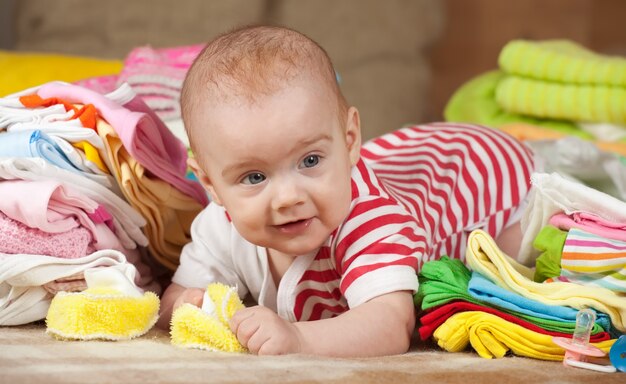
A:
[418,300,611,342]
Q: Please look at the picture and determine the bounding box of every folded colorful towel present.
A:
[560,228,626,293]
[416,257,605,335]
[466,229,626,334]
[170,283,246,353]
[433,311,615,360]
[498,40,626,87]
[468,272,612,332]
[46,266,159,340]
[419,300,610,342]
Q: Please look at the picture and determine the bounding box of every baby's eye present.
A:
[242,172,266,185]
[301,155,320,168]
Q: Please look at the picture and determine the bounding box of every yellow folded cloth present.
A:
[46,267,159,340]
[170,283,246,353]
[97,118,203,271]
[72,141,110,174]
[465,230,626,333]
[496,75,626,125]
[0,50,122,97]
[498,40,626,87]
[433,311,615,360]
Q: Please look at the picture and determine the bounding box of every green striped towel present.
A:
[496,75,626,124]
[499,40,626,86]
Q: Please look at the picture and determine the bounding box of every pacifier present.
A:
[552,308,616,373]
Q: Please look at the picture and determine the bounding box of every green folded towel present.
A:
[443,70,589,138]
[498,40,626,87]
[416,256,606,334]
[415,256,482,310]
[496,75,626,125]
[532,225,567,283]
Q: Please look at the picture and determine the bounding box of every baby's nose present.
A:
[271,177,305,209]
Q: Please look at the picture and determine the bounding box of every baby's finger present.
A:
[186,290,204,307]
[230,309,259,346]
[229,307,254,331]
[245,329,272,355]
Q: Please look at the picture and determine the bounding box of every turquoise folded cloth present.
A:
[468,271,613,334]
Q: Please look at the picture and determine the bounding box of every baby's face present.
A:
[191,83,360,257]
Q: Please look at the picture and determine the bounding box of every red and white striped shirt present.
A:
[173,123,534,322]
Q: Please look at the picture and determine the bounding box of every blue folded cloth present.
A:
[468,271,614,334]
[0,130,79,172]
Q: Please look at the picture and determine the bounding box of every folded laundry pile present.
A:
[415,172,626,365]
[445,39,626,140]
[0,80,208,328]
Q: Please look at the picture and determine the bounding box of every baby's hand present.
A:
[229,306,302,355]
[173,287,204,311]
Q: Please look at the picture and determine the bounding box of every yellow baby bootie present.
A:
[170,282,246,353]
[46,266,159,341]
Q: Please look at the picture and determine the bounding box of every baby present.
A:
[158,25,534,357]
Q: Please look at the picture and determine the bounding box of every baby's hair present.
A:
[181,25,349,144]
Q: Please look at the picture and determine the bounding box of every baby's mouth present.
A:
[275,218,313,234]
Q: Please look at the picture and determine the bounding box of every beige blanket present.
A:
[0,323,623,383]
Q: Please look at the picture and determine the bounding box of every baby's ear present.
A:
[187,157,223,205]
[345,106,362,166]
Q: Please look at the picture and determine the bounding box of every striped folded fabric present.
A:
[495,75,626,125]
[116,44,204,121]
[495,39,626,125]
[560,227,626,293]
[498,39,626,87]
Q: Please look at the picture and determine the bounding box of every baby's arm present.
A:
[156,282,205,329]
[230,290,415,357]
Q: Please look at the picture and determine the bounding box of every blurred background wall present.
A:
[1,0,625,138]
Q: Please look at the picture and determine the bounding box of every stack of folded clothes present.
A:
[414,172,626,361]
[415,233,621,361]
[0,81,209,326]
[445,39,626,140]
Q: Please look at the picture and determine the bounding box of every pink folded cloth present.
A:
[0,211,95,259]
[0,179,132,252]
[74,74,120,95]
[36,82,209,206]
[549,211,626,242]
[88,205,115,232]
[0,179,98,234]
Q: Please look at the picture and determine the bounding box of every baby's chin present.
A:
[264,241,324,258]
[258,234,330,258]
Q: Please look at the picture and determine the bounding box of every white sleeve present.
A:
[171,203,247,297]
